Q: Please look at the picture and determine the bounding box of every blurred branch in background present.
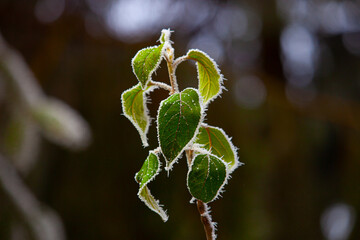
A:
[0,154,65,240]
[0,32,92,239]
[0,31,91,173]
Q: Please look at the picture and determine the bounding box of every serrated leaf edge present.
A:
[199,123,243,174]
[135,151,161,192]
[135,150,169,222]
[121,84,156,147]
[131,44,165,89]
[156,88,206,173]
[186,49,225,105]
[186,152,230,203]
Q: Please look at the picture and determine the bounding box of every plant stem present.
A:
[166,60,177,94]
[197,200,215,240]
[185,149,193,167]
[166,38,215,240]
[149,81,172,92]
[163,44,178,95]
[173,55,188,70]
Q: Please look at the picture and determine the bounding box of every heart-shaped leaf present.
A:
[195,125,241,173]
[135,151,168,222]
[121,84,150,147]
[187,153,227,203]
[157,88,202,170]
[132,43,164,89]
[187,49,223,104]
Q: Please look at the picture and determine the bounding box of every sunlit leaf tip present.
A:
[121,83,150,147]
[186,49,224,104]
[132,43,165,89]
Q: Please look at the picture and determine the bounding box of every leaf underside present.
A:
[138,186,168,222]
[187,49,221,104]
[132,44,164,89]
[135,152,168,222]
[187,154,227,203]
[157,88,202,169]
[121,84,149,146]
[195,125,238,171]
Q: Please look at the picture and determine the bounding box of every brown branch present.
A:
[197,200,216,240]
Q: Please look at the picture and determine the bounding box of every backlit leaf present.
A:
[121,84,150,147]
[187,49,223,104]
[187,153,227,203]
[195,125,240,173]
[135,151,168,222]
[132,43,164,89]
[157,88,202,170]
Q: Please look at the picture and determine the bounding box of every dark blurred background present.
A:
[0,0,360,239]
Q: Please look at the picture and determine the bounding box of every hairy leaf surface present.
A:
[121,84,149,146]
[187,153,227,203]
[135,152,168,222]
[132,44,164,88]
[187,49,222,104]
[157,88,202,170]
[196,125,239,172]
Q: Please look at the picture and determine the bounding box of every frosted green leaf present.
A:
[187,49,223,104]
[195,125,240,173]
[135,151,168,222]
[187,153,227,203]
[121,84,150,147]
[135,152,159,189]
[132,43,164,89]
[157,88,202,170]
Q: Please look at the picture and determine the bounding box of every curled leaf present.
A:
[187,49,223,104]
[121,83,150,147]
[135,151,168,222]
